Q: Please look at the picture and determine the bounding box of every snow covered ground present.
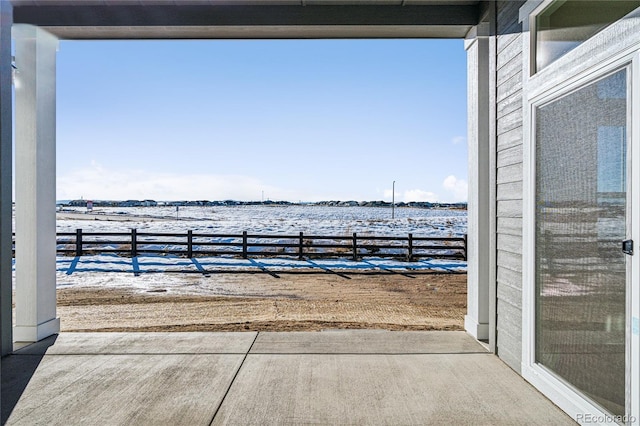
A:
[50,254,466,296]
[14,205,468,291]
[56,205,467,237]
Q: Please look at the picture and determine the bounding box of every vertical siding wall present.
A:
[495,0,525,372]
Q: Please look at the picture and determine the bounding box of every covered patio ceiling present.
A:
[10,0,487,39]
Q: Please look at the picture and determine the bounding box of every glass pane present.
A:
[535,69,628,416]
[536,1,640,71]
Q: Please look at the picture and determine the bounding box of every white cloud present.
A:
[383,188,438,203]
[402,189,438,203]
[57,162,310,201]
[442,175,467,202]
[451,136,466,145]
[382,189,398,201]
[57,164,469,204]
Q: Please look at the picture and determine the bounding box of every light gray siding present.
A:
[495,0,525,373]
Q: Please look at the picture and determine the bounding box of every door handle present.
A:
[622,239,634,256]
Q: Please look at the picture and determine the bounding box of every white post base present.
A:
[465,315,489,340]
[14,317,60,343]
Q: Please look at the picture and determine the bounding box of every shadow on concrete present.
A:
[1,335,58,425]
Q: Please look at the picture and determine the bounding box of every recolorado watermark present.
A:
[576,413,636,424]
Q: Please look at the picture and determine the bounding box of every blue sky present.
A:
[55,39,467,203]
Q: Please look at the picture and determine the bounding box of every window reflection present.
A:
[535,69,627,416]
[535,0,640,71]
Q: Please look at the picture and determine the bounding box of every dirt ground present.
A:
[56,272,467,332]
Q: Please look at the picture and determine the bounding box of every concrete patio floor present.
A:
[1,330,575,425]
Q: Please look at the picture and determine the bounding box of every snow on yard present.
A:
[55,253,466,275]
[14,205,468,292]
[56,205,467,237]
[51,253,466,296]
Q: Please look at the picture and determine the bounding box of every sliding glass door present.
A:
[535,68,630,416]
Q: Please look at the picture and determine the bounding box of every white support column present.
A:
[464,25,491,341]
[13,24,60,342]
[0,0,13,355]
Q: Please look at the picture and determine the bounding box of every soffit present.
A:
[11,0,484,39]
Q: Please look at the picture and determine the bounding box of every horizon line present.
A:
[54,199,468,205]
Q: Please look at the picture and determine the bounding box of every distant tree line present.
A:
[61,199,467,210]
[314,200,466,209]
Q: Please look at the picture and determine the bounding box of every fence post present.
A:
[298,231,304,260]
[407,233,413,262]
[187,230,193,258]
[352,232,358,261]
[242,231,248,259]
[463,234,467,261]
[75,228,83,257]
[131,228,137,257]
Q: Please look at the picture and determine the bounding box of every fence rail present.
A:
[13,229,467,262]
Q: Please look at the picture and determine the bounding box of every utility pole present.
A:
[392,180,395,219]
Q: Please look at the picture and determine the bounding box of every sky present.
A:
[53,39,467,203]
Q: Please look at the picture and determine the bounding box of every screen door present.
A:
[535,68,630,416]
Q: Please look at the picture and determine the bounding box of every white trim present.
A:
[524,56,637,426]
[521,4,640,423]
[630,51,640,425]
[522,364,625,426]
[519,0,547,27]
[487,11,498,353]
[521,24,535,373]
[521,0,552,73]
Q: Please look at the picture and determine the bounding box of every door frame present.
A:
[520,3,640,422]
